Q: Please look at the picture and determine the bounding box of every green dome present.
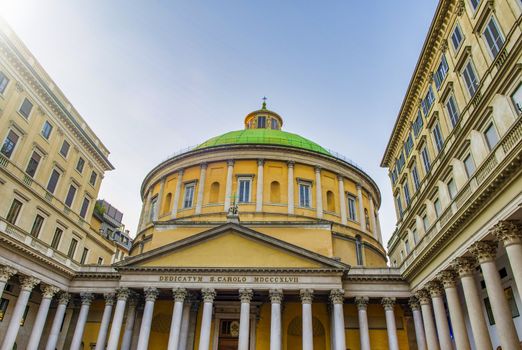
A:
[195,129,331,156]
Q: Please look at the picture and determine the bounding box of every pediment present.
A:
[118,223,348,270]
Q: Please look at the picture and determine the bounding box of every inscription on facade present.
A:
[159,275,299,284]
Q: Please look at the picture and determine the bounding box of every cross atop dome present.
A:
[262,96,267,110]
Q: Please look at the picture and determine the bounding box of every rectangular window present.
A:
[483,17,504,57]
[451,23,464,51]
[391,167,398,185]
[79,197,90,218]
[238,178,252,203]
[183,183,195,208]
[512,83,522,114]
[80,247,89,264]
[347,195,357,221]
[396,193,403,218]
[413,111,424,137]
[0,298,9,321]
[299,182,311,208]
[67,238,78,259]
[41,121,53,139]
[432,122,444,153]
[25,151,41,178]
[484,123,499,150]
[6,199,22,224]
[60,140,70,158]
[257,116,266,128]
[464,154,476,178]
[412,228,419,245]
[76,157,85,173]
[404,133,414,157]
[405,239,411,254]
[448,178,457,200]
[30,214,45,237]
[411,164,421,191]
[64,185,77,207]
[1,130,20,159]
[434,55,449,90]
[469,0,481,10]
[97,257,103,265]
[51,228,63,249]
[421,86,435,116]
[462,61,479,97]
[19,98,33,118]
[46,169,61,194]
[89,171,97,186]
[149,197,158,221]
[421,146,431,173]
[403,181,411,206]
[396,152,405,173]
[422,214,430,232]
[271,118,278,130]
[446,95,460,128]
[0,72,9,94]
[434,198,442,218]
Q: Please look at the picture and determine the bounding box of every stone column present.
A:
[408,297,427,350]
[492,221,522,300]
[238,288,253,350]
[107,288,130,350]
[426,281,452,350]
[95,292,115,350]
[120,294,138,350]
[355,296,371,350]
[27,284,60,350]
[452,257,493,350]
[300,289,314,350]
[415,290,440,350]
[315,167,323,218]
[469,241,520,350]
[375,210,383,244]
[45,292,70,350]
[156,177,166,220]
[142,189,153,228]
[186,302,200,350]
[438,271,471,350]
[178,294,193,350]
[168,288,187,350]
[269,289,283,350]
[330,289,346,350]
[0,276,40,350]
[198,288,216,350]
[381,297,399,350]
[70,292,94,350]
[287,161,295,214]
[136,287,159,350]
[256,159,264,212]
[195,163,207,214]
[357,184,365,231]
[369,196,378,237]
[172,169,184,218]
[224,160,234,212]
[338,175,347,225]
[0,266,17,300]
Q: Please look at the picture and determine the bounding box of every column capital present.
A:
[299,289,314,304]
[127,292,140,307]
[356,183,362,190]
[239,288,253,303]
[104,292,116,305]
[58,292,71,305]
[178,168,184,176]
[144,287,159,302]
[337,174,344,182]
[491,220,522,247]
[201,288,216,303]
[451,256,477,277]
[19,275,40,291]
[80,292,95,306]
[314,166,321,173]
[116,287,130,301]
[426,281,444,297]
[200,162,208,170]
[287,160,295,168]
[381,297,396,311]
[408,296,421,311]
[0,265,17,282]
[415,290,431,305]
[227,160,235,167]
[355,296,369,310]
[469,240,498,263]
[257,159,264,166]
[329,289,345,305]
[41,284,60,299]
[269,289,283,304]
[173,287,187,302]
[437,270,457,289]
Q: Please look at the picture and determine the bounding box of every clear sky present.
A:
[0,0,438,248]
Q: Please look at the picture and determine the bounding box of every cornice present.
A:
[116,266,345,274]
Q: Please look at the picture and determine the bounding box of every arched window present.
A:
[355,235,363,265]
[326,191,335,212]
[270,181,281,203]
[163,193,172,214]
[209,182,220,203]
